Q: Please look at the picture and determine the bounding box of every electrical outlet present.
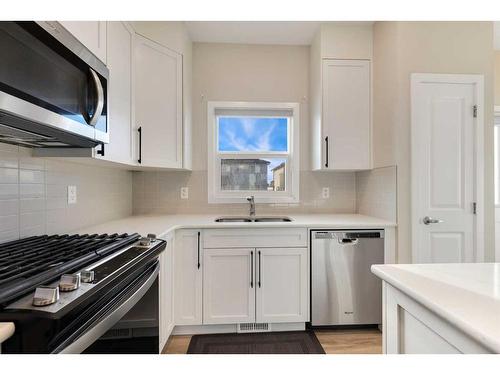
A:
[180,187,189,199]
[67,185,77,204]
[322,187,330,199]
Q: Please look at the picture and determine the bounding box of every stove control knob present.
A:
[81,270,95,283]
[33,286,59,306]
[59,273,81,292]
[147,233,157,242]
[139,237,151,246]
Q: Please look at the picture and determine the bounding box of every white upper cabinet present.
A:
[59,21,107,63]
[322,59,371,170]
[96,21,135,165]
[134,34,183,169]
[310,24,373,171]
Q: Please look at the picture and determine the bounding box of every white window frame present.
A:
[207,101,300,204]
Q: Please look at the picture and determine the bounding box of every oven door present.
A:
[0,22,108,146]
[54,261,159,354]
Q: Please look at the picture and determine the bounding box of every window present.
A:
[207,102,300,203]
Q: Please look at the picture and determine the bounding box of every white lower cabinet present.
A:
[159,233,174,352]
[383,282,491,354]
[174,230,202,325]
[202,246,308,325]
[203,248,256,324]
[173,228,310,329]
[256,248,309,323]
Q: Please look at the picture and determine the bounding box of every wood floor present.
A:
[162,328,382,354]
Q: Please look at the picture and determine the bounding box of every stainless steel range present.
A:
[0,233,165,353]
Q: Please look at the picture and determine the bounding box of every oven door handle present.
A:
[58,262,159,354]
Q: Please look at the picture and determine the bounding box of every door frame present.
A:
[410,73,484,263]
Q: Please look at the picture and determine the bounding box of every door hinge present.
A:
[473,105,478,118]
[473,202,477,215]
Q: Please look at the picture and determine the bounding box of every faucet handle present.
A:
[246,196,255,202]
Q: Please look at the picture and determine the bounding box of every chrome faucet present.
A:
[246,196,256,217]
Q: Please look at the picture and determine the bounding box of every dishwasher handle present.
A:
[337,238,359,245]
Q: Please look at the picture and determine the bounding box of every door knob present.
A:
[422,216,444,225]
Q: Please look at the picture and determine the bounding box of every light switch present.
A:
[68,185,77,204]
[181,187,189,200]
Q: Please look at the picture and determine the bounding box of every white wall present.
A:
[373,21,495,262]
[0,143,133,243]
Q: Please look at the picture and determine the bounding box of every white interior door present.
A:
[411,74,483,263]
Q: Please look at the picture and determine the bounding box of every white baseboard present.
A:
[172,322,305,336]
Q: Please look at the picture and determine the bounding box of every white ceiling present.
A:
[184,21,322,46]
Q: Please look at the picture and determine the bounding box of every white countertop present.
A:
[372,263,500,353]
[76,213,395,239]
[0,323,14,346]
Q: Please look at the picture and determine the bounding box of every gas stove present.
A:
[0,233,166,353]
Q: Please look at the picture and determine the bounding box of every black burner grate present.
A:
[0,233,140,306]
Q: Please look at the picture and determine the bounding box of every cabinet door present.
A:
[159,234,174,352]
[174,230,202,325]
[59,21,107,63]
[135,34,183,168]
[256,247,308,323]
[203,248,256,324]
[98,21,134,164]
[322,59,370,170]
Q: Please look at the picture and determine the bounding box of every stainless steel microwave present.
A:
[0,21,108,148]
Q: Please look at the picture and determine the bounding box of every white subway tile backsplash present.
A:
[0,215,19,232]
[132,170,358,215]
[19,169,45,184]
[20,198,45,213]
[19,184,45,198]
[0,184,18,199]
[0,199,18,215]
[0,145,133,244]
[356,166,397,222]
[0,168,18,184]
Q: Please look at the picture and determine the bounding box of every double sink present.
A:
[215,216,293,223]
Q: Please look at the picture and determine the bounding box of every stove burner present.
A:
[0,233,140,306]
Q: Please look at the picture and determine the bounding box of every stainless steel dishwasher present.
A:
[311,230,384,326]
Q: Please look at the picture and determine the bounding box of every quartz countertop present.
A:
[371,263,500,353]
[76,213,396,239]
[0,323,14,346]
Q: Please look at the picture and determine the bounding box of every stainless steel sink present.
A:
[214,217,253,222]
[253,217,292,222]
[215,216,292,223]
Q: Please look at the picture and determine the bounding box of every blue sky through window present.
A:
[218,117,288,152]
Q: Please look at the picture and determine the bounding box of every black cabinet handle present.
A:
[197,231,200,269]
[250,251,254,288]
[137,126,142,164]
[96,143,105,157]
[258,250,261,288]
[325,136,329,168]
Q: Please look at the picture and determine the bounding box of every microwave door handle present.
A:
[85,68,104,127]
